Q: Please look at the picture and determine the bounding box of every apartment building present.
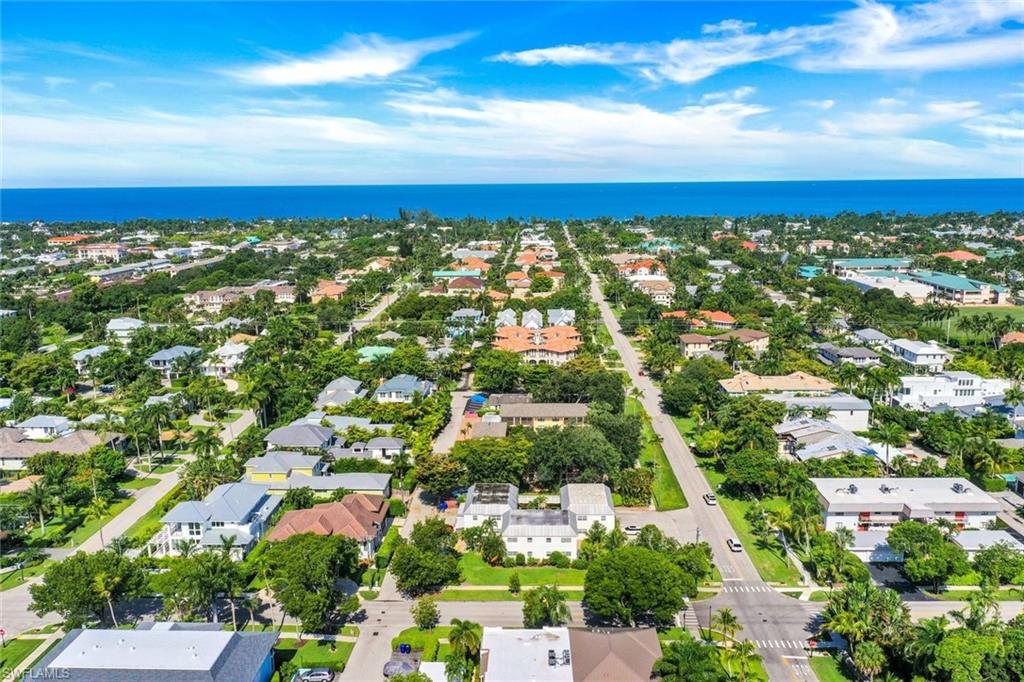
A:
[812,477,999,532]
[75,243,128,262]
[183,281,296,314]
[492,325,582,366]
[628,276,676,305]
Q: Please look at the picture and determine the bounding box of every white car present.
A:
[727,538,743,552]
[623,524,641,536]
[703,493,718,505]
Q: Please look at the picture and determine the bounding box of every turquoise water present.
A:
[2,179,1021,222]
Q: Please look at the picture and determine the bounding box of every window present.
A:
[211,521,224,528]
[527,538,533,543]
[187,522,202,537]
[577,515,587,522]
[546,538,552,543]
[562,538,570,543]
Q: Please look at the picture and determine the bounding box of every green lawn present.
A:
[436,589,585,601]
[0,638,44,671]
[701,467,802,586]
[61,496,134,546]
[392,626,452,661]
[810,654,854,681]
[658,630,768,681]
[458,553,586,587]
[626,399,687,510]
[119,476,161,491]
[123,482,184,543]
[671,416,697,442]
[274,639,354,672]
[928,589,1024,601]
[0,560,50,592]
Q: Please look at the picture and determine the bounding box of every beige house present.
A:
[719,371,835,395]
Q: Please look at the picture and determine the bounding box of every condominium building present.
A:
[893,371,1012,410]
[811,477,999,532]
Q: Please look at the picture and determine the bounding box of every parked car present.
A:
[703,492,718,505]
[297,669,334,682]
[623,524,641,535]
[727,538,743,552]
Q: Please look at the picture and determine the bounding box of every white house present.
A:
[812,477,1000,532]
[374,374,435,403]
[153,482,282,559]
[889,339,950,373]
[314,376,367,409]
[203,341,248,379]
[16,416,72,440]
[71,345,110,374]
[146,345,203,380]
[456,483,616,560]
[893,371,1013,410]
[106,316,147,342]
[952,530,1024,560]
[763,392,871,432]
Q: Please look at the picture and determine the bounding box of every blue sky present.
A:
[2,1,1022,187]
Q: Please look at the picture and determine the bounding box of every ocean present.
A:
[1,179,1022,222]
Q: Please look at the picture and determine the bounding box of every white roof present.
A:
[49,629,235,671]
[481,627,573,682]
[559,484,614,516]
[952,530,1024,552]
[891,338,949,356]
[813,477,1000,513]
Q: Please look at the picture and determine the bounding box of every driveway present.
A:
[431,391,473,455]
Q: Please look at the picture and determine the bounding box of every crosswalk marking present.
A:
[756,639,806,649]
[722,584,774,593]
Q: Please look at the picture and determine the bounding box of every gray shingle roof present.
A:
[147,345,203,363]
[264,423,334,449]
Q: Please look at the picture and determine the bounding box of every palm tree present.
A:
[870,422,906,473]
[94,571,123,627]
[23,480,51,535]
[447,618,482,675]
[853,640,886,682]
[907,616,948,677]
[54,364,78,403]
[43,461,72,519]
[711,607,741,644]
[728,639,760,682]
[654,639,727,682]
[145,401,172,460]
[191,428,223,459]
[524,585,570,627]
[809,405,833,421]
[834,362,860,392]
[85,496,110,547]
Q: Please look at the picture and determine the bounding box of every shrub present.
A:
[508,572,521,594]
[978,476,1008,493]
[571,558,588,570]
[515,553,526,566]
[527,557,539,567]
[389,498,408,518]
[546,552,570,569]
[502,557,515,568]
[375,526,401,569]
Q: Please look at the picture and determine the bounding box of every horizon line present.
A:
[3,177,1023,192]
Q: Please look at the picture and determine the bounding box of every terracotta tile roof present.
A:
[505,271,529,281]
[934,249,984,262]
[266,494,387,542]
[493,325,582,355]
[1001,331,1024,345]
[448,276,485,289]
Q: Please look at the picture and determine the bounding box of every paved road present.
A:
[337,276,417,346]
[567,231,821,681]
[431,391,473,455]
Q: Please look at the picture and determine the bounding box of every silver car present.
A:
[298,669,334,682]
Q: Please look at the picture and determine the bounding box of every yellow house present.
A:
[499,403,590,428]
[244,452,324,492]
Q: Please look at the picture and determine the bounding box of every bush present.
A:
[515,553,526,566]
[389,498,408,518]
[978,476,1008,493]
[502,558,515,568]
[571,558,588,570]
[546,552,570,568]
[527,557,539,567]
[375,526,401,569]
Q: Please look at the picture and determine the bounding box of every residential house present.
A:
[774,419,890,465]
[106,316,147,342]
[146,345,203,380]
[678,334,714,359]
[566,628,662,682]
[71,345,110,374]
[889,339,950,373]
[244,451,325,486]
[47,234,91,247]
[311,279,348,302]
[471,419,508,439]
[374,374,435,403]
[548,308,576,326]
[678,329,769,358]
[28,624,277,682]
[267,494,390,558]
[448,308,484,336]
[243,450,392,495]
[0,428,121,472]
[333,436,406,462]
[763,392,871,431]
[662,310,736,329]
[480,627,573,682]
[811,477,999,532]
[522,309,544,329]
[708,259,742,274]
[456,483,519,530]
[805,239,835,254]
[203,340,248,379]
[264,423,335,451]
[816,343,881,367]
[433,269,482,280]
[314,375,367,408]
[506,271,531,290]
[153,482,282,558]
[852,328,893,348]
[559,484,615,533]
[503,510,580,559]
[499,403,589,428]
[616,260,664,277]
[952,530,1024,559]
[999,331,1024,348]
[446,276,486,295]
[718,371,836,396]
[16,415,71,440]
[183,282,295,315]
[493,325,582,366]
[495,309,518,328]
[893,371,1012,410]
[630,276,675,305]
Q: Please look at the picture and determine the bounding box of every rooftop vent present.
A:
[952,482,966,494]
[562,650,571,665]
[548,649,557,667]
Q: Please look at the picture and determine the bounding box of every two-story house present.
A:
[374,374,435,403]
[263,424,335,451]
[153,482,282,559]
[889,339,950,373]
[146,345,203,380]
[71,345,110,374]
[893,371,1012,410]
[203,341,248,380]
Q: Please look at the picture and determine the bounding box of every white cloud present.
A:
[491,0,1024,83]
[43,76,74,90]
[5,88,1016,187]
[963,111,1024,139]
[801,99,835,110]
[229,32,472,86]
[89,81,115,94]
[700,86,756,103]
[822,99,983,135]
